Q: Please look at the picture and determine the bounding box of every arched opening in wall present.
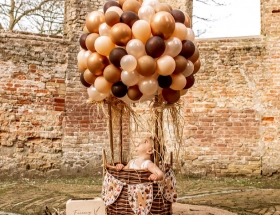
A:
[192,0,260,38]
[0,0,64,36]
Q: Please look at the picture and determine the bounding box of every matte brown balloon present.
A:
[83,69,97,84]
[85,33,99,52]
[110,23,132,46]
[188,46,200,63]
[120,11,139,28]
[87,52,109,76]
[184,74,195,89]
[103,64,122,83]
[171,10,185,24]
[109,47,128,67]
[80,33,90,50]
[86,11,105,33]
[145,36,165,58]
[162,88,180,104]
[183,12,191,28]
[127,85,143,101]
[154,3,171,13]
[103,1,121,13]
[105,11,120,27]
[193,59,201,74]
[179,40,196,59]
[173,55,188,74]
[137,55,156,76]
[150,11,175,40]
[122,0,141,14]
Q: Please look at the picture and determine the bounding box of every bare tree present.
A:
[0,0,64,35]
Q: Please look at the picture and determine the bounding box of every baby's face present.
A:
[135,138,153,154]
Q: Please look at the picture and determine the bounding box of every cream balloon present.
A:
[87,85,109,101]
[121,70,140,86]
[163,37,182,57]
[142,0,160,8]
[81,50,92,69]
[156,55,176,76]
[170,73,186,90]
[106,6,123,16]
[185,28,195,41]
[182,60,194,77]
[94,36,115,56]
[77,49,86,67]
[94,76,113,94]
[99,23,111,36]
[138,76,158,95]
[126,39,146,59]
[132,20,151,44]
[138,5,155,23]
[120,55,137,72]
[139,93,155,102]
[171,23,187,41]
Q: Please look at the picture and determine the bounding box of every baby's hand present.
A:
[116,164,124,171]
[148,173,158,181]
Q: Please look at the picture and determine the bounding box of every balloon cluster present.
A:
[78,0,201,104]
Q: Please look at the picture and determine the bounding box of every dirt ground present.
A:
[1,175,280,215]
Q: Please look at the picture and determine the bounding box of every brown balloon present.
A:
[103,64,122,83]
[122,0,141,14]
[184,74,195,89]
[83,69,97,84]
[193,59,201,74]
[179,40,196,59]
[145,36,165,58]
[80,33,90,50]
[150,11,175,40]
[105,11,120,27]
[120,11,139,28]
[171,10,185,24]
[110,23,132,46]
[87,52,110,76]
[188,46,200,63]
[127,85,143,101]
[154,3,171,13]
[137,55,156,76]
[173,55,188,74]
[109,47,128,67]
[103,1,121,13]
[183,12,191,28]
[162,88,180,104]
[85,33,99,52]
[86,11,105,33]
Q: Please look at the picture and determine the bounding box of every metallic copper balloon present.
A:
[154,3,171,13]
[184,74,195,89]
[122,0,141,14]
[87,52,109,76]
[110,23,132,46]
[193,59,201,74]
[150,11,175,40]
[145,36,165,58]
[86,11,105,33]
[127,85,143,100]
[85,33,99,52]
[80,72,91,88]
[188,46,200,63]
[109,47,128,67]
[103,64,122,83]
[171,10,185,24]
[120,11,139,28]
[84,69,97,84]
[111,81,128,98]
[158,75,172,88]
[183,12,191,28]
[162,88,180,104]
[105,11,120,27]
[79,33,90,50]
[103,1,121,13]
[179,40,195,59]
[174,55,188,74]
[137,55,156,76]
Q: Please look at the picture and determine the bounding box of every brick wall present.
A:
[0,0,280,177]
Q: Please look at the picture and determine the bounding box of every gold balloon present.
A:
[174,55,188,74]
[110,23,132,46]
[83,26,89,33]
[86,11,105,33]
[188,46,200,63]
[154,3,171,13]
[85,33,99,52]
[193,59,201,74]
[122,0,141,14]
[87,52,109,76]
[103,64,122,83]
[183,12,191,28]
[78,62,86,72]
[84,69,97,84]
[105,11,120,27]
[137,55,156,76]
[150,11,175,40]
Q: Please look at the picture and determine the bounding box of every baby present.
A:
[116,137,164,181]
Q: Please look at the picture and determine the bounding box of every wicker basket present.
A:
[105,164,172,215]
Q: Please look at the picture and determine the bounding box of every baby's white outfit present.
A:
[129,158,151,169]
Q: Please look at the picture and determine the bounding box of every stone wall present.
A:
[0,0,280,177]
